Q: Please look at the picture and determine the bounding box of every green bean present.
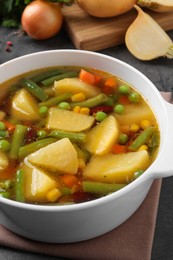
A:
[41,71,79,86]
[73,143,91,163]
[129,126,155,151]
[38,92,72,108]
[9,124,28,160]
[29,69,64,83]
[0,180,13,190]
[61,187,71,196]
[15,169,25,202]
[8,84,20,93]
[0,130,9,138]
[82,181,126,195]
[19,138,56,160]
[22,78,48,101]
[70,93,108,108]
[0,191,10,199]
[49,130,86,143]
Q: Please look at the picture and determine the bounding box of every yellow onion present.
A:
[125,5,173,60]
[21,0,63,40]
[137,0,173,13]
[76,0,137,18]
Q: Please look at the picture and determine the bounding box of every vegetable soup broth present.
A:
[0,66,159,205]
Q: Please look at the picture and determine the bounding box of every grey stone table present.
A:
[0,27,173,260]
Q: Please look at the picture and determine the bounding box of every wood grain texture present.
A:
[62,3,173,51]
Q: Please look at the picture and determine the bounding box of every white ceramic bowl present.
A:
[0,50,173,243]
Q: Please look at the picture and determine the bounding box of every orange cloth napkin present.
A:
[0,92,171,260]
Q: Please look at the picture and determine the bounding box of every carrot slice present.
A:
[2,120,15,133]
[0,164,17,181]
[79,69,101,85]
[111,144,126,154]
[61,174,79,188]
[102,77,118,95]
[105,77,117,88]
[118,95,130,105]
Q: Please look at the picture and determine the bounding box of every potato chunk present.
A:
[27,138,78,174]
[11,88,40,121]
[47,107,95,132]
[113,100,154,125]
[22,162,58,202]
[54,77,101,98]
[83,150,149,183]
[84,116,120,155]
[0,151,9,171]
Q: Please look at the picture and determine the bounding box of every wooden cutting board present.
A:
[62,3,173,51]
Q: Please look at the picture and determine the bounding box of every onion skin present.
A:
[21,0,63,40]
[76,0,137,18]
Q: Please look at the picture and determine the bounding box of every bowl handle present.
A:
[150,100,173,179]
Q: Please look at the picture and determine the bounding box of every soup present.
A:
[0,66,159,205]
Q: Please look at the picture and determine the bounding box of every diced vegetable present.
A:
[11,88,40,121]
[22,78,48,101]
[47,108,95,132]
[49,130,86,143]
[9,124,28,160]
[38,92,72,108]
[129,126,155,151]
[22,162,57,202]
[82,181,126,195]
[79,69,101,85]
[111,144,126,154]
[42,71,78,86]
[27,138,78,174]
[19,138,57,160]
[102,77,118,95]
[15,169,25,202]
[113,100,154,125]
[83,150,149,183]
[61,174,79,188]
[54,77,101,98]
[84,115,120,155]
[70,93,108,108]
[29,69,64,83]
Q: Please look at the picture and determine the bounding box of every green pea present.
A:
[118,85,130,95]
[129,92,141,103]
[39,106,48,115]
[0,140,10,152]
[114,104,125,114]
[118,133,128,144]
[58,102,71,110]
[0,122,6,131]
[95,111,107,121]
[37,130,47,139]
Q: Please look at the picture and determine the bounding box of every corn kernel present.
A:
[46,188,62,202]
[80,107,90,115]
[71,93,86,102]
[130,123,140,132]
[138,144,148,151]
[73,106,81,113]
[140,120,151,129]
